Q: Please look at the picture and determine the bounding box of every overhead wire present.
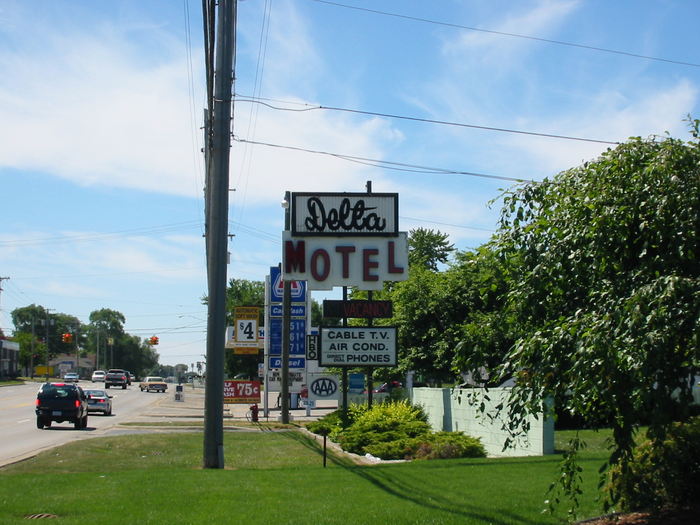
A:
[232,0,274,239]
[0,221,203,248]
[234,95,619,145]
[233,136,535,183]
[309,0,700,68]
[183,0,206,235]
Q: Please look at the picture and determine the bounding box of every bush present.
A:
[607,416,700,512]
[365,431,486,460]
[411,432,486,460]
[337,400,431,456]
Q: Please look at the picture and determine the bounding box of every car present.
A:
[91,370,106,382]
[105,369,129,389]
[84,389,113,415]
[35,382,89,430]
[63,372,80,383]
[139,376,167,393]
[123,371,132,386]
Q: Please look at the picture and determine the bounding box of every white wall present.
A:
[412,387,554,457]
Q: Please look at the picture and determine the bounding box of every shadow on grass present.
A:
[279,430,556,525]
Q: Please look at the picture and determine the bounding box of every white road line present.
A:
[17,419,30,424]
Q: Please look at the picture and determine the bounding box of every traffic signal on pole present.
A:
[62,333,73,343]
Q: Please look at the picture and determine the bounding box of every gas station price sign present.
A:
[223,380,261,404]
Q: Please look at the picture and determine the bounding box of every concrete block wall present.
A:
[412,387,554,457]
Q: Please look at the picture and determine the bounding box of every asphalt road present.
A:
[0,381,168,467]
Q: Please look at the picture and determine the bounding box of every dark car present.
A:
[84,389,113,416]
[35,382,89,430]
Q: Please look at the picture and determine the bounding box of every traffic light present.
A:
[61,333,73,343]
[149,336,159,345]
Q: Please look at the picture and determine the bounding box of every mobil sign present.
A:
[282,192,409,291]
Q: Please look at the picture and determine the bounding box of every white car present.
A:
[91,370,106,382]
[63,372,80,383]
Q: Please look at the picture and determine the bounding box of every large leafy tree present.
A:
[473,128,699,510]
[11,305,81,358]
[224,278,265,379]
[408,227,455,271]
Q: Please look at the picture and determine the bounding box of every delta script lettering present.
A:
[304,197,386,233]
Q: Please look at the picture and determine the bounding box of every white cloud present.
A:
[0,15,204,198]
[505,79,699,176]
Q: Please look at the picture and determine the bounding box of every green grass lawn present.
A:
[0,429,611,525]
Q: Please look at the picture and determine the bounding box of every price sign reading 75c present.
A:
[223,380,261,404]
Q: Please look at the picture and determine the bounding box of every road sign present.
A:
[269,357,305,369]
[307,373,340,402]
[230,306,260,354]
[320,326,397,367]
[270,304,306,318]
[268,318,306,356]
[323,299,393,319]
[306,334,319,360]
[223,380,261,404]
[269,266,306,303]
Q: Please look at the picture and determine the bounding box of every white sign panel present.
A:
[306,373,340,403]
[266,369,305,393]
[291,192,398,236]
[320,327,397,367]
[283,232,408,290]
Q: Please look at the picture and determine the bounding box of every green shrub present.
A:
[336,400,431,456]
[607,417,700,512]
[410,432,486,460]
[364,432,486,461]
[305,403,370,441]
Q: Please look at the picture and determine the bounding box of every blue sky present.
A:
[1,0,699,367]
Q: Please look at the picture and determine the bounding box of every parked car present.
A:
[63,372,80,383]
[35,382,89,429]
[373,381,402,393]
[91,370,106,382]
[84,389,113,416]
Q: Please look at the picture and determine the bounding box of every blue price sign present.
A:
[269,357,305,369]
[269,318,306,356]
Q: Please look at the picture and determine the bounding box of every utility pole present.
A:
[0,277,9,314]
[41,308,54,381]
[203,0,236,469]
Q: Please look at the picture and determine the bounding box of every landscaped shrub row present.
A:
[306,400,486,461]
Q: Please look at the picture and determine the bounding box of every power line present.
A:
[233,136,535,183]
[0,221,203,247]
[310,0,700,68]
[234,95,619,145]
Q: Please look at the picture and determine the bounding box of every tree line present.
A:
[8,305,159,377]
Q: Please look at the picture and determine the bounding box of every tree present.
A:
[408,228,454,271]
[471,128,700,512]
[224,278,265,379]
[86,308,126,366]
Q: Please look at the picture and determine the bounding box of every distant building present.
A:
[49,353,96,377]
[0,339,20,379]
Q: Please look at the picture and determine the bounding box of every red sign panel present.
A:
[223,380,261,404]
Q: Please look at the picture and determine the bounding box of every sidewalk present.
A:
[130,386,337,425]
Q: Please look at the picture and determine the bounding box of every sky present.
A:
[1,0,699,368]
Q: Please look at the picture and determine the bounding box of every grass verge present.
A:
[0,429,610,524]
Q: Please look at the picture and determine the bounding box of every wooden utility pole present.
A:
[203,0,236,469]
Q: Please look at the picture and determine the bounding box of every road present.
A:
[0,382,168,467]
